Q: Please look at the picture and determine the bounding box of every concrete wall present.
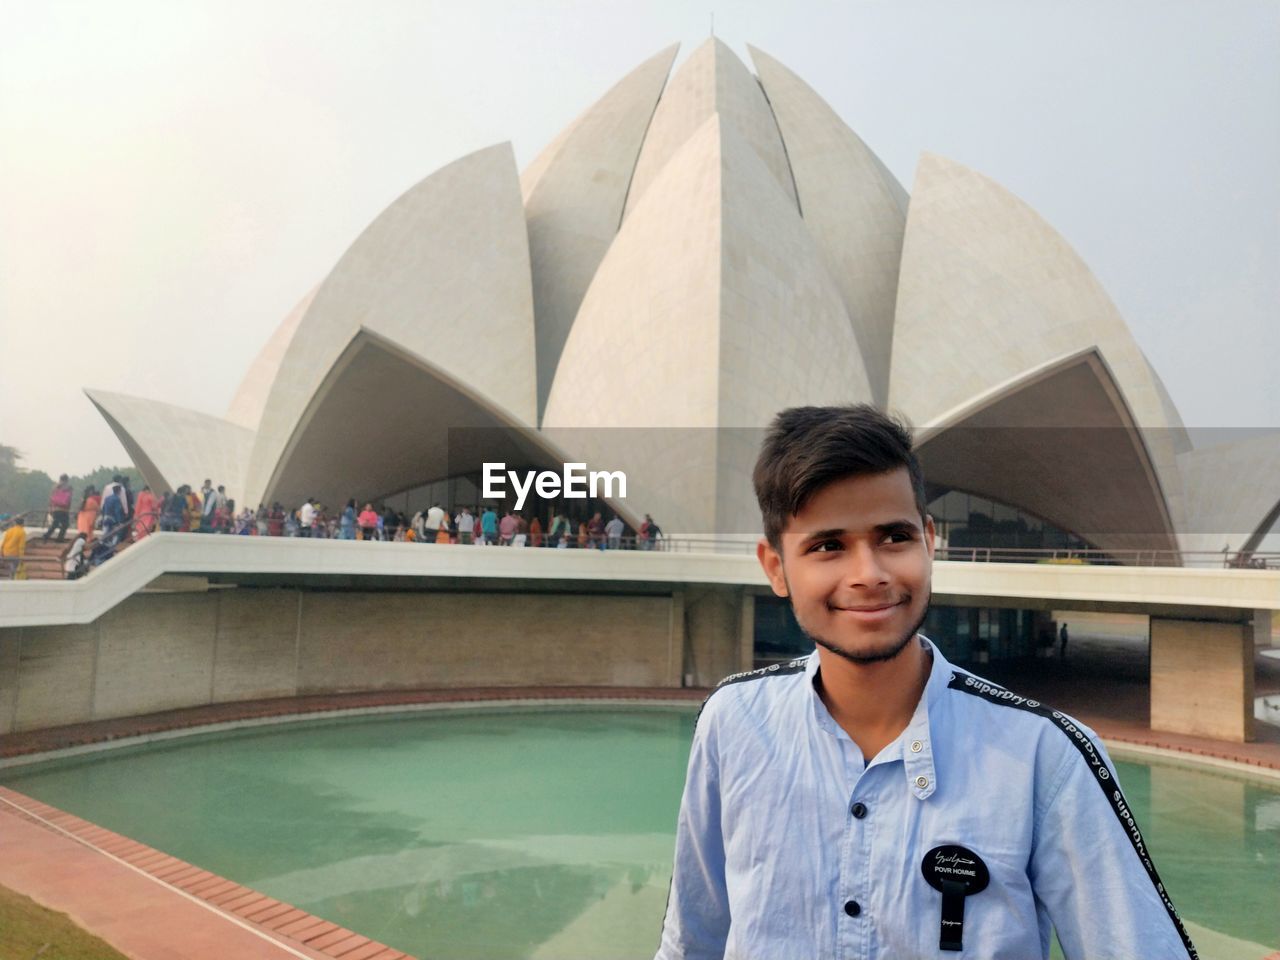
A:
[1150,617,1254,743]
[682,585,750,687]
[0,586,694,736]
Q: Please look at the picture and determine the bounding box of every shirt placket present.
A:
[835,736,868,960]
[811,684,874,960]
[836,681,941,959]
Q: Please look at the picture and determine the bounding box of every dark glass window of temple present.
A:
[926,488,1097,558]
[753,596,1054,668]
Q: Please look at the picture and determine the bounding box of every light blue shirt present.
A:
[656,637,1197,960]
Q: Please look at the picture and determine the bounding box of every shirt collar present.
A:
[805,634,951,800]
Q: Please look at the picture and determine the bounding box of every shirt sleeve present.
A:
[1029,734,1198,960]
[655,701,731,960]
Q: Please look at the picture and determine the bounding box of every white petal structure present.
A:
[224,286,318,430]
[85,42,1274,562]
[521,44,678,420]
[891,153,1188,541]
[265,330,573,511]
[242,142,537,508]
[86,389,254,498]
[542,114,871,534]
[1177,432,1280,556]
[915,349,1179,554]
[749,45,906,407]
[622,38,797,219]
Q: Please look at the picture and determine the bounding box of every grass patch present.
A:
[0,883,130,960]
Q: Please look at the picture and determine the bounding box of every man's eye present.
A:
[809,539,842,553]
[883,531,914,545]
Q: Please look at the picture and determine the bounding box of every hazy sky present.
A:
[1,0,1276,476]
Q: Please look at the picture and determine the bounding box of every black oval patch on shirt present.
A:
[922,845,989,952]
[922,844,989,894]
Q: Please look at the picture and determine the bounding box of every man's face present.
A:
[757,468,935,664]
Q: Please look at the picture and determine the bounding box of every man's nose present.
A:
[845,541,889,588]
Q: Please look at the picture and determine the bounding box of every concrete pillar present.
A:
[683,585,745,687]
[1251,608,1273,649]
[1150,617,1254,743]
[669,589,686,687]
[739,593,756,673]
[0,628,20,736]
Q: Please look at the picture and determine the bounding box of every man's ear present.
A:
[924,514,936,560]
[756,537,789,598]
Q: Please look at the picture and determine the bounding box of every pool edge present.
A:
[0,786,411,960]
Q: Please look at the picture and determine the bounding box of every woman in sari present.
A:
[76,487,101,539]
[133,485,159,539]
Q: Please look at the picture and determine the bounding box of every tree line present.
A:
[0,444,142,517]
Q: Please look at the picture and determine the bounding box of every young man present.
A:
[199,479,217,532]
[454,506,474,545]
[656,405,1196,960]
[299,497,317,538]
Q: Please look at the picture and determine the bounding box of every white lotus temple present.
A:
[86,40,1279,562]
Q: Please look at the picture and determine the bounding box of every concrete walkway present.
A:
[977,626,1280,771]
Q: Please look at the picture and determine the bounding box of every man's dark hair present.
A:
[753,404,928,551]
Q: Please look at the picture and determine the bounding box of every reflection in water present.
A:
[1135,761,1279,950]
[1,709,1275,958]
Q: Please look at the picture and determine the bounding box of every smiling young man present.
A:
[655,405,1196,960]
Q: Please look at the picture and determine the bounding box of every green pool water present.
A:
[1,707,1276,959]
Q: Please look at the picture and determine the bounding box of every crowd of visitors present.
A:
[1,472,142,579]
[191,493,666,550]
[5,473,666,580]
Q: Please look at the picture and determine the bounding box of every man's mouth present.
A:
[826,598,906,623]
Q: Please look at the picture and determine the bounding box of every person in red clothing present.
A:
[357,503,379,541]
[267,502,286,536]
[132,485,159,539]
[43,474,74,542]
[498,510,517,545]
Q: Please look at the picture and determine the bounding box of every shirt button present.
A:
[910,739,924,753]
[915,775,929,789]
[851,801,868,819]
[844,899,861,917]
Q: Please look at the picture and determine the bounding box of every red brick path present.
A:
[0,786,408,959]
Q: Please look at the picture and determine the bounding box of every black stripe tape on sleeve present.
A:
[694,656,809,726]
[947,671,1198,960]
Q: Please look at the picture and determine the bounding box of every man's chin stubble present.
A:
[801,597,931,666]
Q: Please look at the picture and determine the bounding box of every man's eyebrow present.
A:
[799,527,847,544]
[875,518,922,535]
[796,519,921,544]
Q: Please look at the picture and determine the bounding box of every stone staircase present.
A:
[11,528,138,581]
[18,535,75,580]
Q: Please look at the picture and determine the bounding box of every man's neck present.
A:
[815,636,932,761]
